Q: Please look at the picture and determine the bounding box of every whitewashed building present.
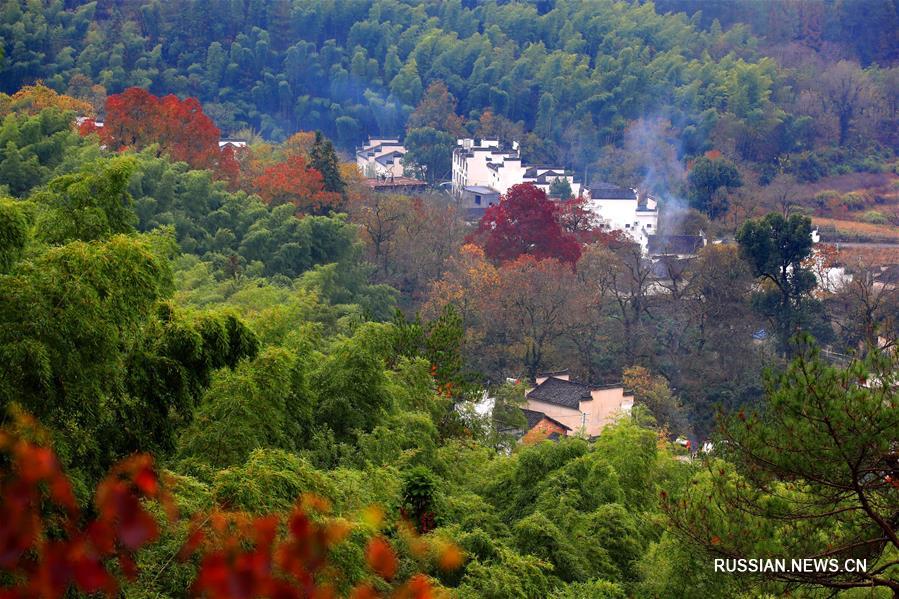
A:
[218,139,247,150]
[356,137,406,178]
[586,182,659,251]
[451,139,659,252]
[451,138,583,200]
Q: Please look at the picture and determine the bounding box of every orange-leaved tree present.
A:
[0,83,94,118]
[253,155,342,215]
[86,88,237,184]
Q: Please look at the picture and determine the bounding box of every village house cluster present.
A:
[355,136,663,251]
[449,137,660,250]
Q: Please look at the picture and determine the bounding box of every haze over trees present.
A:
[0,1,898,597]
[2,0,896,183]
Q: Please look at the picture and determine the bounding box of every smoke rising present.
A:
[622,116,690,235]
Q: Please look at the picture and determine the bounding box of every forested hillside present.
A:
[1,1,898,597]
[3,0,897,178]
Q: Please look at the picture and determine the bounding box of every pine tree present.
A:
[310,131,346,196]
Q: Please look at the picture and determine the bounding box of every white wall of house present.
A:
[452,139,504,196]
[587,196,658,250]
[453,138,583,198]
[357,138,406,178]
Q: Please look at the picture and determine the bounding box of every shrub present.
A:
[813,190,841,210]
[841,192,867,211]
[860,210,888,224]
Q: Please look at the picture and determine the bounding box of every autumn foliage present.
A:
[0,83,94,118]
[84,87,239,184]
[0,410,169,598]
[470,183,583,265]
[253,155,341,214]
[0,411,458,598]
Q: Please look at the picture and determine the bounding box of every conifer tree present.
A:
[310,131,346,197]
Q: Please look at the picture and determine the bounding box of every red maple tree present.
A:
[89,87,239,185]
[470,183,582,265]
[217,144,242,190]
[253,155,341,214]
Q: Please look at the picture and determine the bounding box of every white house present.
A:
[586,182,659,251]
[451,138,583,201]
[218,139,247,150]
[356,137,406,178]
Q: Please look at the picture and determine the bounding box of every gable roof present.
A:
[527,376,592,409]
[521,408,572,431]
[589,182,637,200]
[463,185,499,195]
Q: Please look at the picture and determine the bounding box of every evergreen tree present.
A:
[310,131,346,197]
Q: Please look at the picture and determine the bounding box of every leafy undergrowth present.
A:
[0,409,458,599]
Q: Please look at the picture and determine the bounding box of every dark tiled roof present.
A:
[463,185,499,195]
[527,377,592,409]
[521,408,572,431]
[647,235,705,256]
[876,264,899,284]
[589,182,637,200]
[537,369,570,377]
[374,151,404,165]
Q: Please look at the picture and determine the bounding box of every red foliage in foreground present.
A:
[0,411,169,598]
[0,412,456,598]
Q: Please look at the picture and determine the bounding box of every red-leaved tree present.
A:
[87,88,238,184]
[253,155,341,214]
[470,183,582,265]
[0,410,170,598]
[0,410,458,598]
[217,144,242,190]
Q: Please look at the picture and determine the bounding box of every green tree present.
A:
[310,130,346,197]
[687,156,742,219]
[549,177,573,200]
[403,127,455,185]
[32,156,137,244]
[177,347,311,469]
[0,197,30,272]
[310,323,394,440]
[736,212,829,353]
[664,341,899,595]
[389,59,423,107]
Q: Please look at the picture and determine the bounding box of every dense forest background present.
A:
[2,0,897,181]
[0,1,898,597]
